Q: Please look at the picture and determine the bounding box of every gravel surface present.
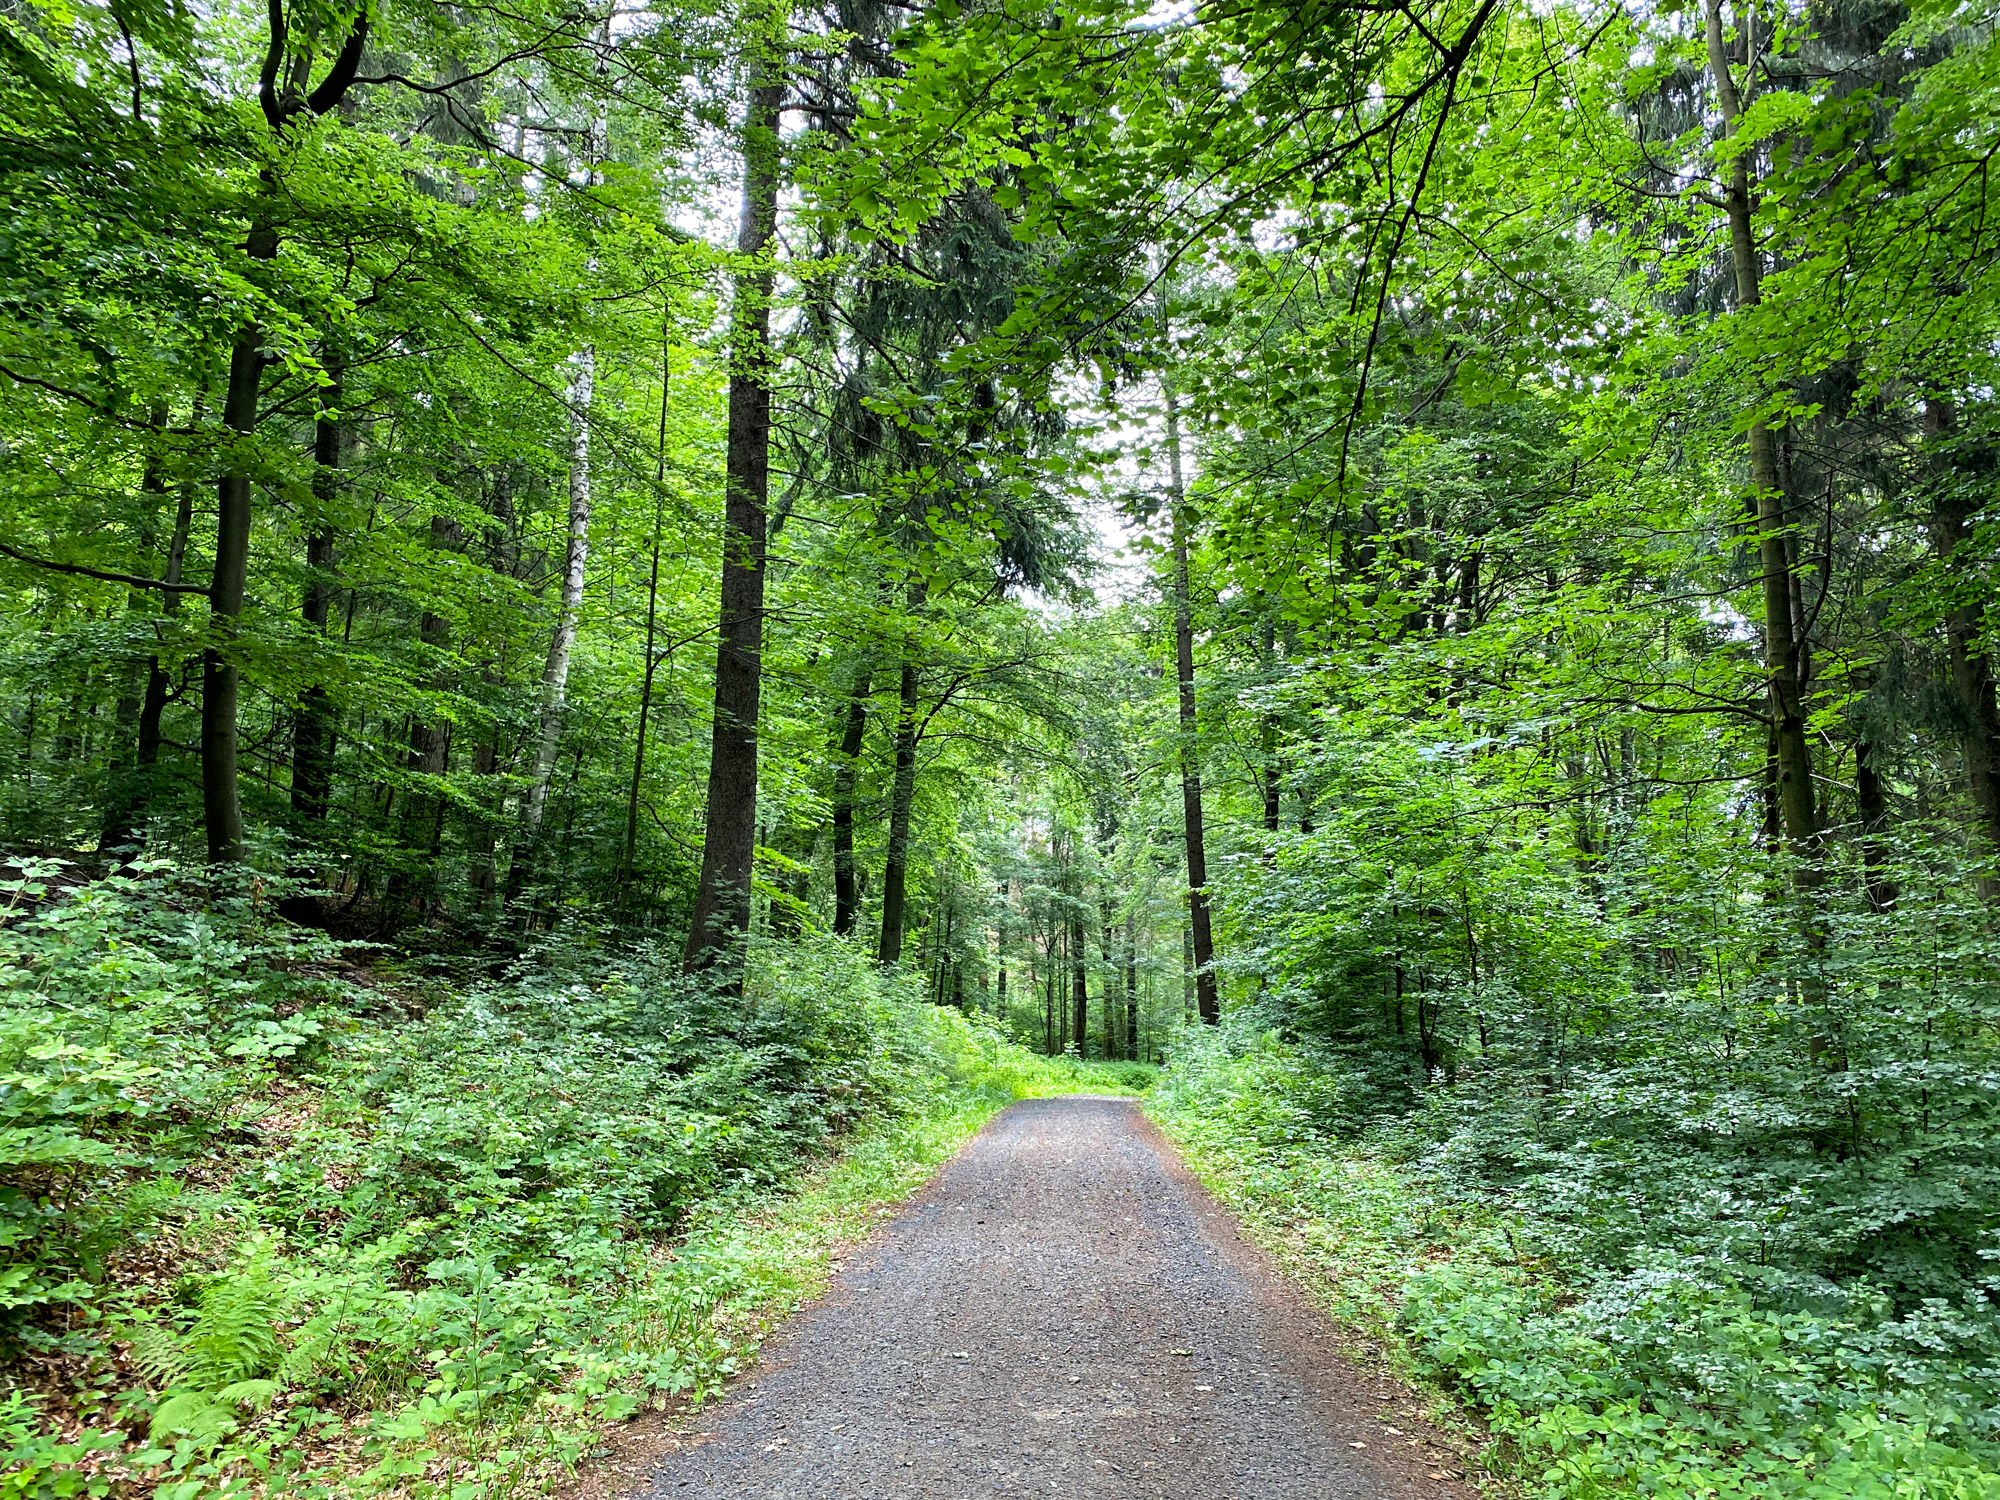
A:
[629,1096,1477,1500]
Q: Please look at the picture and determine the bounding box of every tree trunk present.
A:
[1855,727,1898,912]
[1044,933,1056,1053]
[685,29,783,979]
[515,347,594,883]
[1165,374,1220,1024]
[1100,914,1117,1060]
[467,466,520,907]
[1070,911,1089,1056]
[1923,398,2000,883]
[203,324,265,865]
[135,466,197,810]
[1703,0,1818,857]
[291,364,343,828]
[831,667,871,935]
[622,331,677,898]
[100,410,172,852]
[622,497,666,895]
[876,659,921,963]
[200,6,368,865]
[391,513,459,919]
[1259,615,1281,833]
[1124,910,1139,1061]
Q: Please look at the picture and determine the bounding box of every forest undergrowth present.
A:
[0,860,1129,1500]
[1154,1015,2000,1500]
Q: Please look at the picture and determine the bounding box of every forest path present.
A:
[625,1096,1476,1500]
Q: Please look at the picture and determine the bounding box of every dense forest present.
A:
[3,0,1999,1493]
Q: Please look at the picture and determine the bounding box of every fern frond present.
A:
[128,1322,190,1387]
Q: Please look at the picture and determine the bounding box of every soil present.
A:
[614,1095,1486,1500]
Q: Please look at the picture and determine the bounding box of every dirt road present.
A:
[628,1096,1476,1500]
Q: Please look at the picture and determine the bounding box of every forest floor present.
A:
[599,1095,1482,1500]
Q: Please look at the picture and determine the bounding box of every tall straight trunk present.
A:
[394,514,460,917]
[1165,374,1220,1024]
[136,467,197,801]
[202,7,368,865]
[1070,912,1089,1055]
[1044,935,1055,1053]
[101,410,172,851]
[1703,0,1818,856]
[516,348,594,865]
[622,499,666,893]
[622,333,676,895]
[1124,911,1138,1061]
[876,659,921,963]
[1259,719,1281,833]
[685,29,783,978]
[1259,615,1281,833]
[203,324,265,865]
[291,364,343,826]
[831,668,871,935]
[1100,915,1117,1060]
[1923,398,2000,879]
[468,466,519,906]
[1855,726,1898,912]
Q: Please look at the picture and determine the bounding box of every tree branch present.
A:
[0,539,211,594]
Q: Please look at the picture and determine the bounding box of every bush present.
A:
[1154,1015,2000,1500]
[0,861,1072,1497]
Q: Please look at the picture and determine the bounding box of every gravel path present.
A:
[628,1096,1475,1500]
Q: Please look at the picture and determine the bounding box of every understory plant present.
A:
[1,860,1078,1498]
[1154,1011,2000,1500]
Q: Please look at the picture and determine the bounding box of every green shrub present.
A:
[1154,1017,2000,1500]
[0,861,1080,1497]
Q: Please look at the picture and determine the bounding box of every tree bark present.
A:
[291,364,343,827]
[1124,910,1139,1061]
[1070,910,1089,1056]
[1855,726,1899,912]
[468,466,519,907]
[515,347,594,878]
[100,410,172,852]
[202,7,369,865]
[392,513,460,917]
[1165,374,1220,1024]
[1100,913,1117,1060]
[203,326,264,865]
[876,659,921,963]
[1923,398,2000,880]
[831,667,871,935]
[685,28,783,979]
[1258,615,1281,833]
[622,332,676,897]
[622,498,666,895]
[1703,0,1818,857]
[135,465,196,806]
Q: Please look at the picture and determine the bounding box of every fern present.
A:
[132,1240,287,1399]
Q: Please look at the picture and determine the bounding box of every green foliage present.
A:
[1157,1018,2000,1500]
[0,862,1077,1497]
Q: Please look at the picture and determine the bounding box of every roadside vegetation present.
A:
[1156,1002,2000,1500]
[1,859,1126,1499]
